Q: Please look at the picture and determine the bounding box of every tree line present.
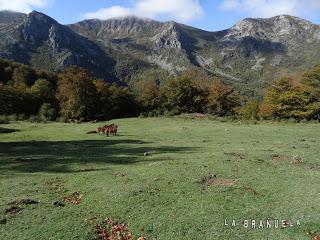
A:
[1,57,320,122]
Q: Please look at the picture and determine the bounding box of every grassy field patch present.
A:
[0,118,319,239]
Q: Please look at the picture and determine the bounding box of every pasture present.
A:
[0,117,319,240]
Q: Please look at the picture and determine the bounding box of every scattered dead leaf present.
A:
[201,173,217,183]
[45,178,67,192]
[292,155,303,164]
[96,218,145,240]
[312,235,320,240]
[202,173,238,186]
[272,154,289,164]
[63,192,83,205]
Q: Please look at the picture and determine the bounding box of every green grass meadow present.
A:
[0,117,319,239]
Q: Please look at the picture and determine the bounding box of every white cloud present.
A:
[0,0,48,13]
[83,0,203,22]
[84,6,132,19]
[220,0,320,18]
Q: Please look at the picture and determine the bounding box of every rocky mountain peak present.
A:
[19,11,62,46]
[0,11,25,24]
[152,21,184,51]
[225,14,316,41]
[71,16,164,38]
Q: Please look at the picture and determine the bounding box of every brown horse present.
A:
[105,125,118,137]
[97,124,118,137]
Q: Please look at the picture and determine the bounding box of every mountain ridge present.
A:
[1,10,320,95]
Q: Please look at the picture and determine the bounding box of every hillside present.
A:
[1,11,320,95]
[0,11,115,81]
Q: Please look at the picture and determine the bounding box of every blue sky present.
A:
[1,0,320,31]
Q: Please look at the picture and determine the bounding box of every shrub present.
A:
[169,108,181,116]
[38,103,56,121]
[57,116,68,123]
[0,115,9,124]
[17,114,27,121]
[241,99,260,120]
[153,109,163,116]
[288,117,298,123]
[7,114,18,121]
[300,119,309,124]
[28,115,41,123]
[139,112,148,118]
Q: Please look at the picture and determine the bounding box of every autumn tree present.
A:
[57,66,98,120]
[10,65,37,90]
[131,79,161,111]
[263,77,318,119]
[206,80,239,116]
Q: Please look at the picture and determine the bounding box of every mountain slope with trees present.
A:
[1,11,320,96]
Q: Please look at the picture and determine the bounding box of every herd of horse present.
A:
[97,123,118,137]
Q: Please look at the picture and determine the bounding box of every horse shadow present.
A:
[0,127,20,134]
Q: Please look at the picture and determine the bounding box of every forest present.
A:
[1,57,320,122]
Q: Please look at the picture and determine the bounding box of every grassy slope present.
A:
[0,117,319,240]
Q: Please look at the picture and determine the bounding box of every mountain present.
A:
[1,11,320,95]
[69,15,320,95]
[0,11,115,81]
[0,11,25,24]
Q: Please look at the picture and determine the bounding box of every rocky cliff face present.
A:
[0,11,115,80]
[0,11,25,24]
[1,11,320,94]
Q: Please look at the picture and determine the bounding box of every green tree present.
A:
[161,75,205,113]
[0,84,35,115]
[301,64,320,97]
[30,79,55,103]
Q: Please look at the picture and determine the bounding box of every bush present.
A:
[153,109,163,116]
[17,114,27,121]
[300,119,309,124]
[28,115,41,123]
[57,116,68,123]
[7,114,18,121]
[288,117,298,123]
[169,108,181,116]
[0,115,9,124]
[164,110,171,117]
[38,103,56,121]
[139,112,148,118]
[241,99,260,120]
